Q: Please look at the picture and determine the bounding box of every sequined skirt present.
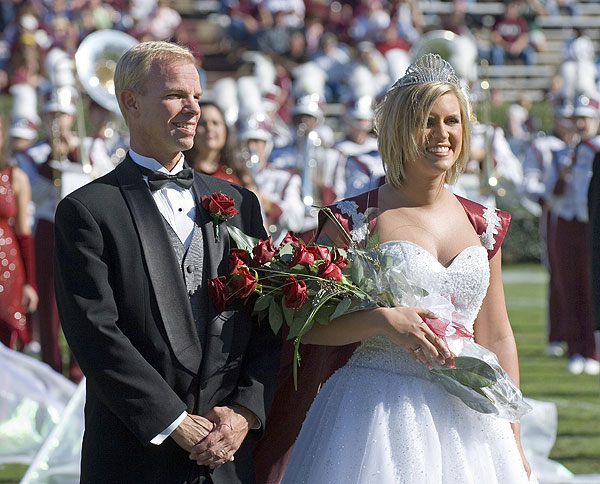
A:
[283,338,530,484]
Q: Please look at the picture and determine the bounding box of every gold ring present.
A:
[219,449,227,457]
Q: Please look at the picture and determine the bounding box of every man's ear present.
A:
[120,89,138,117]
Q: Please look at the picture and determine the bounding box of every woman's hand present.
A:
[378,307,451,368]
[22,284,39,314]
[512,423,533,480]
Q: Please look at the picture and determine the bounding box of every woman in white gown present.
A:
[282,55,533,483]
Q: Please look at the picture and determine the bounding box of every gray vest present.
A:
[163,215,209,347]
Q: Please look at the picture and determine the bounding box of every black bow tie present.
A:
[137,165,194,191]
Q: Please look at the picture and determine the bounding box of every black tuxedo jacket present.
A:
[589,151,600,332]
[54,156,281,483]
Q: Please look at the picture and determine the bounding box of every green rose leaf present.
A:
[268,300,283,334]
[227,224,258,252]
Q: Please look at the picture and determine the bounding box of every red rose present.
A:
[281,232,301,247]
[282,276,307,309]
[289,244,316,268]
[201,193,238,218]
[307,245,330,261]
[229,249,251,273]
[229,266,257,299]
[333,256,348,269]
[208,276,229,312]
[316,260,343,281]
[253,237,276,265]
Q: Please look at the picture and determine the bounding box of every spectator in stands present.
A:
[133,0,181,41]
[545,0,579,16]
[506,92,534,160]
[172,19,207,87]
[375,23,410,55]
[303,8,324,55]
[0,1,17,33]
[310,32,351,102]
[225,0,269,50]
[264,0,306,29]
[521,0,549,54]
[2,4,46,88]
[257,2,296,56]
[490,0,535,66]
[322,0,355,45]
[340,41,390,103]
[111,0,136,33]
[349,0,390,43]
[286,28,310,67]
[439,0,473,38]
[77,0,115,34]
[390,0,424,46]
[560,28,599,103]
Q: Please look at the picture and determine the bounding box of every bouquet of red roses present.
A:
[208,224,376,384]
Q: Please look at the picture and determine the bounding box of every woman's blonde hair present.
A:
[374,80,471,187]
[114,41,197,120]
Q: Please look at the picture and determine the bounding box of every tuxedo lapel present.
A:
[115,156,202,373]
[191,176,230,281]
[191,176,238,382]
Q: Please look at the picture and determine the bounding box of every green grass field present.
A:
[1,263,598,482]
[504,264,600,476]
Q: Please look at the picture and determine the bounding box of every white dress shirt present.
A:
[129,150,196,249]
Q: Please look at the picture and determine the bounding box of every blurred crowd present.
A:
[0,0,599,380]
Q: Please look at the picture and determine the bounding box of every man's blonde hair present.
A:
[114,41,196,119]
[374,81,471,187]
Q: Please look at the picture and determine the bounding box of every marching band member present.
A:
[333,96,385,198]
[269,93,338,236]
[82,99,129,178]
[521,100,576,358]
[545,93,600,375]
[15,89,83,382]
[238,113,304,244]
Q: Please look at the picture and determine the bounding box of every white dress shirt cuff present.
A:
[150,411,188,445]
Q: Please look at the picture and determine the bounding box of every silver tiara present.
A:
[390,54,460,91]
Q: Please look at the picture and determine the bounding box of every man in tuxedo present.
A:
[54,41,280,483]
[588,150,600,383]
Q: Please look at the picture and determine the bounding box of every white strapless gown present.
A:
[283,240,531,484]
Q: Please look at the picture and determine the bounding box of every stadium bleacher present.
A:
[171,0,599,104]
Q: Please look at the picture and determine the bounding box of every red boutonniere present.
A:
[201,192,238,242]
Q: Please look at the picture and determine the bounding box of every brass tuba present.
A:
[75,29,139,116]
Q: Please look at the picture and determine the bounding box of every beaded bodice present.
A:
[348,240,490,378]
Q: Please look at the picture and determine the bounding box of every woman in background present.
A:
[0,115,38,349]
[188,101,255,189]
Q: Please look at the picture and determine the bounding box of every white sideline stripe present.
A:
[553,398,600,412]
[503,270,549,284]
[506,297,546,308]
